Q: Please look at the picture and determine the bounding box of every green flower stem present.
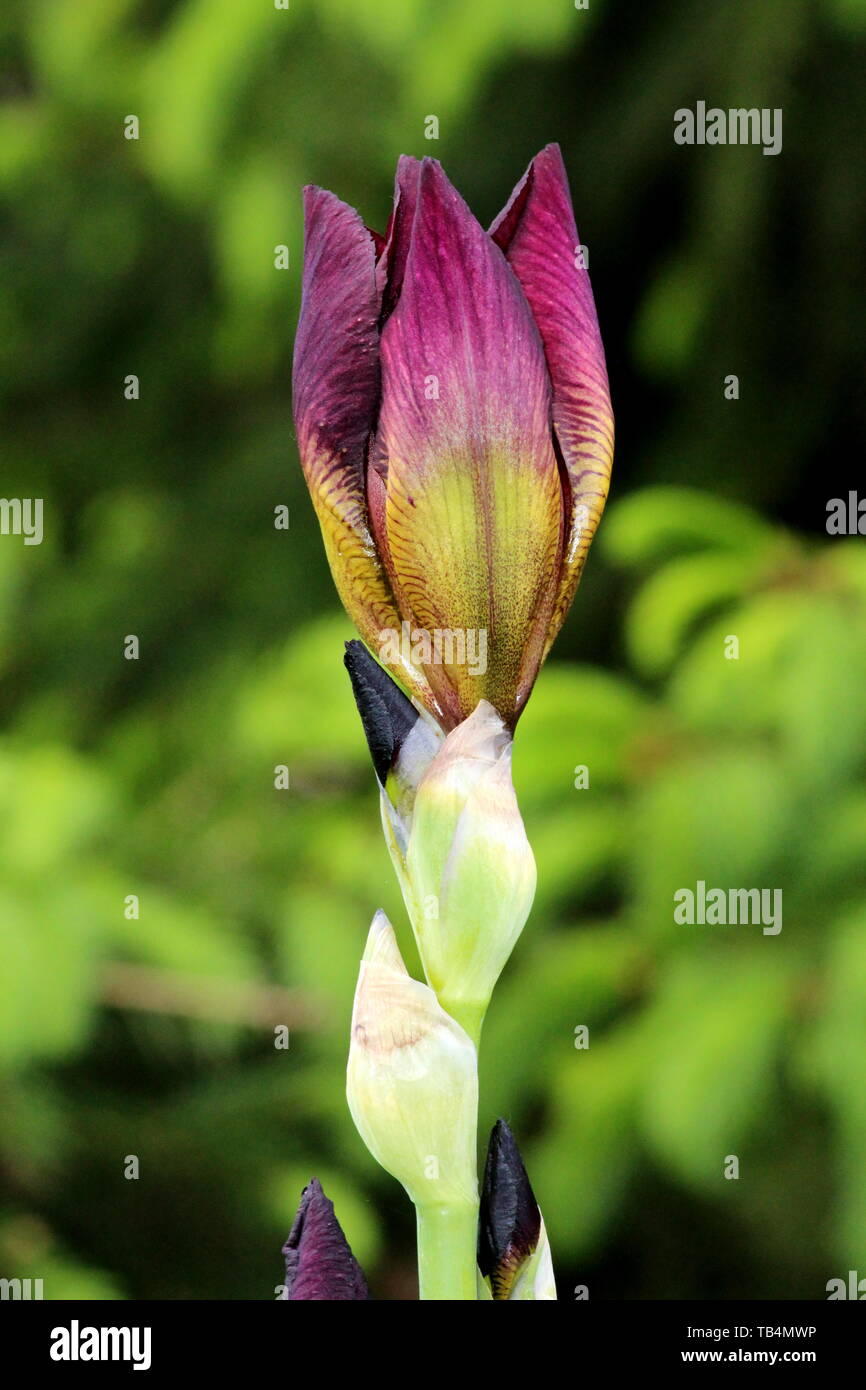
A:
[416,1199,480,1300]
[413,998,485,1298]
[441,996,487,1052]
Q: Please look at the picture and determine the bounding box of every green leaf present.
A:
[529,1021,647,1255]
[530,802,624,912]
[602,487,777,568]
[639,954,792,1188]
[232,611,366,770]
[628,749,792,941]
[632,259,709,379]
[669,592,802,735]
[0,887,99,1064]
[775,595,866,788]
[515,664,647,805]
[480,928,643,1121]
[624,550,760,677]
[805,910,866,1266]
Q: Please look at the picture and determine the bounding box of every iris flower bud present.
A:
[281,1178,370,1300]
[346,911,478,1211]
[395,702,536,1041]
[294,146,613,730]
[478,1119,556,1300]
[344,645,536,1040]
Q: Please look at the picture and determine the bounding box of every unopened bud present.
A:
[400,701,536,1038]
[346,911,478,1209]
[478,1119,556,1300]
[282,1178,370,1300]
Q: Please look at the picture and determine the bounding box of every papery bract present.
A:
[346,911,478,1211]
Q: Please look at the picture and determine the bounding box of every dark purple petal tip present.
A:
[282,1178,370,1300]
[478,1119,541,1299]
[343,639,421,786]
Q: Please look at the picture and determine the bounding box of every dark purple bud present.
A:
[282,1178,370,1300]
[478,1119,541,1299]
[344,640,443,850]
[344,639,421,785]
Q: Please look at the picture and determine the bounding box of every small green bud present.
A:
[346,911,478,1209]
[397,701,537,1038]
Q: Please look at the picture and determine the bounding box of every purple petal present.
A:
[478,1119,541,1299]
[293,187,440,719]
[376,158,563,726]
[490,144,614,655]
[292,188,400,647]
[282,1178,370,1300]
[375,155,423,317]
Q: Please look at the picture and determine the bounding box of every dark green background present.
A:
[1,0,864,1299]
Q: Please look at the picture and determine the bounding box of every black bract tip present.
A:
[344,639,419,784]
[478,1118,541,1297]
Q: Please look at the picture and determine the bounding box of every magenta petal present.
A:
[376,158,563,725]
[292,188,408,664]
[380,158,552,470]
[293,186,381,494]
[282,1178,370,1300]
[490,144,614,652]
[376,154,423,315]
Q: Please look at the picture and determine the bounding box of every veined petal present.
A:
[377,159,563,727]
[293,187,434,712]
[490,144,614,657]
[367,157,421,590]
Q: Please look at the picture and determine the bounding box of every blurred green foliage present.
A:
[1,0,864,1298]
